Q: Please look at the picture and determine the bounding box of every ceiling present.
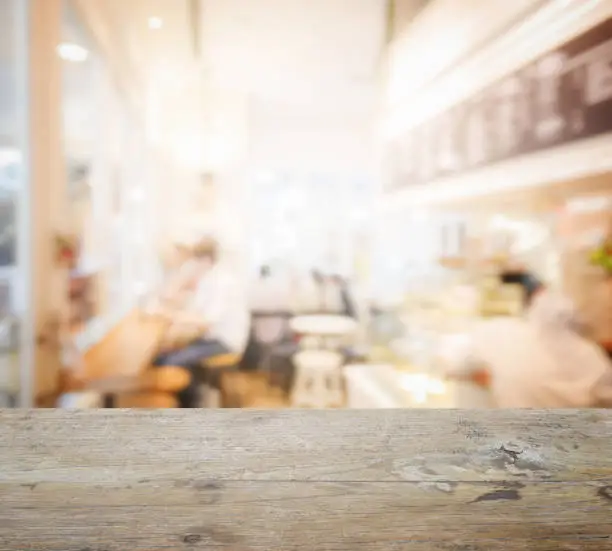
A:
[63,0,201,160]
[197,0,388,174]
[72,0,197,93]
[2,0,388,175]
[106,0,196,60]
[198,0,387,112]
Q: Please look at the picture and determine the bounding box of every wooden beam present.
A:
[1,410,611,550]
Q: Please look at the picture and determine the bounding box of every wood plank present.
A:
[0,410,611,550]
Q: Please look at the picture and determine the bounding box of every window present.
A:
[0,0,28,406]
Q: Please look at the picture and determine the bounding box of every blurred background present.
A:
[3,0,612,409]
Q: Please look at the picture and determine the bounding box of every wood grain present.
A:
[0,410,611,550]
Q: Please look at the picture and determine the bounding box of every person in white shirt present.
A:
[157,250,201,311]
[245,265,294,374]
[446,288,612,408]
[154,238,250,407]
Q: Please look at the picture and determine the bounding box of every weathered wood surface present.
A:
[1,409,611,550]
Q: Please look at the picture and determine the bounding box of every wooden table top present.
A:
[1,409,611,550]
[82,310,169,381]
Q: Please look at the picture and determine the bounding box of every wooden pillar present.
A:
[28,0,67,403]
[387,0,430,41]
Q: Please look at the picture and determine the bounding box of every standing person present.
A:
[311,269,325,311]
[154,237,250,407]
[445,286,612,408]
[320,273,343,314]
[499,269,544,307]
[331,274,358,319]
[250,265,290,313]
[245,264,292,372]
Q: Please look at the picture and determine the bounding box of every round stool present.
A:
[205,353,240,369]
[291,350,344,408]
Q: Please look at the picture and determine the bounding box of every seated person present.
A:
[499,268,544,308]
[156,244,202,311]
[446,285,612,408]
[154,238,250,407]
[243,265,293,372]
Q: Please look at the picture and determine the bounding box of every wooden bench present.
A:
[0,410,610,549]
[81,310,169,381]
[65,312,246,408]
[61,310,172,407]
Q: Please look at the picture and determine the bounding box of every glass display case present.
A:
[364,204,560,407]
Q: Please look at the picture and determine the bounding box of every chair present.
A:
[205,353,241,370]
[199,353,242,407]
[220,371,270,408]
[84,366,191,408]
[86,366,192,395]
[141,366,191,393]
[291,349,344,408]
[59,368,86,392]
[251,314,297,393]
[252,315,288,372]
[115,392,178,408]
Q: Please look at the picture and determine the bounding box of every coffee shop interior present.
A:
[3,0,612,408]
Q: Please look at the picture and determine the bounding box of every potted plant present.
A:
[590,237,612,277]
[54,233,81,269]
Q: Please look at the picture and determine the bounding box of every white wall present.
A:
[248,98,377,176]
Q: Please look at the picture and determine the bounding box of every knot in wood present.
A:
[182,534,203,545]
[598,486,612,501]
[501,442,524,455]
[500,442,524,463]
